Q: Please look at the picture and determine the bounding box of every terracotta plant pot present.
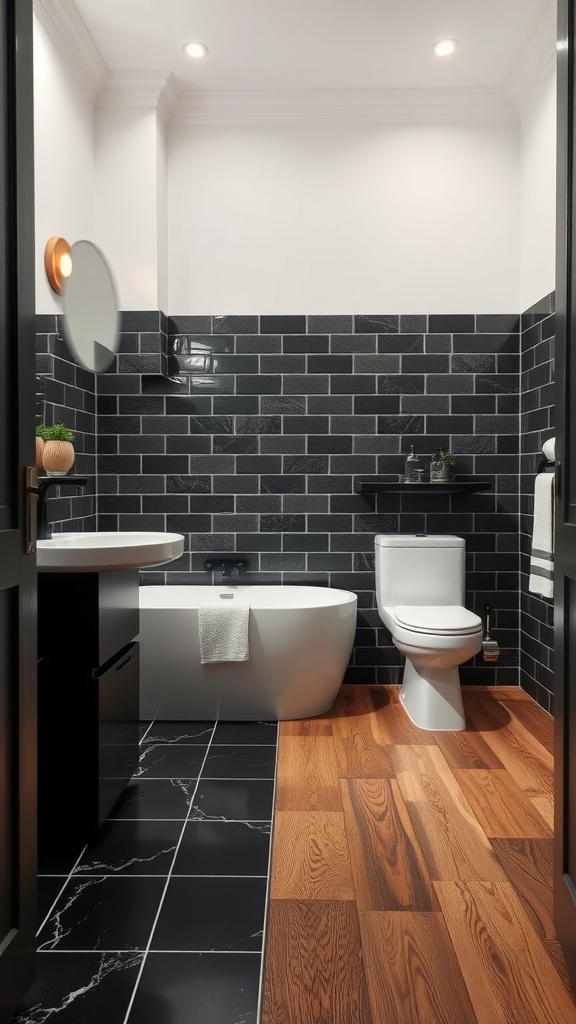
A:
[43,440,75,476]
[35,436,45,471]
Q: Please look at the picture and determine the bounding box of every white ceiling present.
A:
[70,0,554,94]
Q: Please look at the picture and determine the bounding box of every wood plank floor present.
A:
[261,685,576,1024]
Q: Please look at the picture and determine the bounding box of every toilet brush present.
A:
[482,605,500,663]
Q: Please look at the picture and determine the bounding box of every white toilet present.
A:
[374,534,483,731]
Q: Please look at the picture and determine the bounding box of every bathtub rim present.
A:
[139,583,358,612]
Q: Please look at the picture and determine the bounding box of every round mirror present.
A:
[62,240,120,373]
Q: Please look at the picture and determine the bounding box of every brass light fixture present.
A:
[44,236,73,294]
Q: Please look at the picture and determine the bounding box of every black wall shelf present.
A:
[355,477,492,494]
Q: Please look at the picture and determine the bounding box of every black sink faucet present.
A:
[37,476,89,540]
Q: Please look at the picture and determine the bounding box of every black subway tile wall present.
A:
[520,293,555,714]
[35,314,97,531]
[94,312,521,685]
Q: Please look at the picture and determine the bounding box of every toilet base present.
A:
[400,658,466,731]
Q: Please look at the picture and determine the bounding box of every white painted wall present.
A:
[167,120,521,314]
[34,14,96,314]
[519,60,557,311]
[37,8,554,318]
[156,114,169,312]
[95,106,162,310]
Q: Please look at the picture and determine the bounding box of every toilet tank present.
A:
[375,534,466,610]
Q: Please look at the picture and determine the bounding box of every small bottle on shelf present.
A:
[404,445,420,483]
[430,447,444,483]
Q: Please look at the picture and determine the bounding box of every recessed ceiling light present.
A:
[183,41,209,60]
[432,39,458,57]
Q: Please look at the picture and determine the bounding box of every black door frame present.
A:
[0,0,37,1019]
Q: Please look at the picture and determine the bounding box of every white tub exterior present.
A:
[139,585,357,720]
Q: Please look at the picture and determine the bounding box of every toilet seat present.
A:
[395,605,482,636]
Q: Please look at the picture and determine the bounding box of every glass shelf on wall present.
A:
[354,476,492,494]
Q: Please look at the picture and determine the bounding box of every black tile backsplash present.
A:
[520,293,555,715]
[36,304,559,700]
[35,314,96,532]
[81,311,521,685]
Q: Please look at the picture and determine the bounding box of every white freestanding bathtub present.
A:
[139,585,357,720]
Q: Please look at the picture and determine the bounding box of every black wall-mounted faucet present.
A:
[203,558,248,582]
[37,476,88,540]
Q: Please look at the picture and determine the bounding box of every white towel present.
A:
[529,471,555,599]
[198,599,250,663]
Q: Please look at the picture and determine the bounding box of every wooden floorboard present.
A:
[464,693,554,797]
[359,911,478,1024]
[452,768,552,838]
[391,743,506,881]
[340,777,436,911]
[490,837,555,939]
[261,901,372,1024]
[275,734,342,810]
[261,685,576,1023]
[270,810,354,900]
[435,879,576,1024]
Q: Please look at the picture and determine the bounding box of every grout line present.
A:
[256,719,280,1023]
[113,816,272,822]
[45,873,270,880]
[120,717,217,1023]
[138,721,154,745]
[36,948,262,955]
[36,843,89,938]
[141,742,278,748]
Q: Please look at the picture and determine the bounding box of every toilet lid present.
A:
[395,605,482,635]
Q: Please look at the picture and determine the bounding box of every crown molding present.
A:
[505,5,557,110]
[33,0,107,102]
[171,87,517,125]
[97,71,179,119]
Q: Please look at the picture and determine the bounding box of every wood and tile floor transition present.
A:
[11,685,576,1023]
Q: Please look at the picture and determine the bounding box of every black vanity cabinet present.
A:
[37,571,140,851]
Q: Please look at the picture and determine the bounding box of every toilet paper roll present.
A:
[542,437,555,462]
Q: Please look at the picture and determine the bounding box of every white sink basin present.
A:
[37,532,185,572]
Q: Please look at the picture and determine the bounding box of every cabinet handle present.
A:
[26,466,39,554]
[115,653,133,672]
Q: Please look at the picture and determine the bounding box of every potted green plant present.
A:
[41,423,75,476]
[35,424,48,470]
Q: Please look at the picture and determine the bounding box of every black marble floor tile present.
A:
[151,876,267,951]
[212,720,278,745]
[202,744,277,779]
[190,779,275,820]
[135,743,208,778]
[38,877,67,930]
[172,820,271,876]
[73,820,182,876]
[37,876,165,951]
[142,721,214,745]
[26,718,279,1021]
[126,952,261,1024]
[12,952,143,1024]
[138,722,151,741]
[111,778,196,820]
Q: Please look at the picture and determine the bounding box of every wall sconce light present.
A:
[44,236,73,294]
